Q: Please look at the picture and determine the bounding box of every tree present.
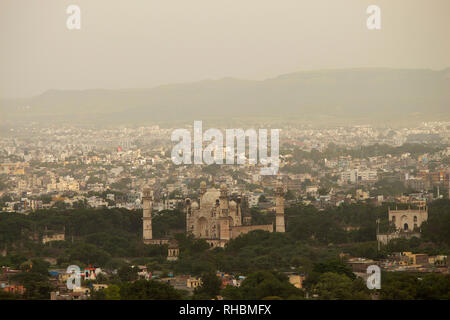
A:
[285,190,296,200]
[118,265,138,282]
[193,272,222,299]
[312,260,356,280]
[380,272,418,300]
[223,271,304,300]
[63,242,111,266]
[416,273,450,300]
[119,280,185,300]
[314,272,370,300]
[104,284,121,300]
[422,199,450,246]
[0,290,17,300]
[10,259,52,300]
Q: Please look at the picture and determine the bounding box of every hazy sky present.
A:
[1,0,449,98]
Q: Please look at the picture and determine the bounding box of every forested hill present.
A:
[2,68,449,125]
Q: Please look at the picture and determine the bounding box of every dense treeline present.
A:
[91,280,187,300]
[422,199,450,246]
[0,208,180,268]
[380,272,450,300]
[285,203,384,244]
[287,200,450,248]
[0,200,448,274]
[222,271,305,300]
[0,207,186,248]
[282,143,444,161]
[171,231,340,275]
[0,200,449,300]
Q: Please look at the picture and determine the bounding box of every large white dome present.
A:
[200,188,221,207]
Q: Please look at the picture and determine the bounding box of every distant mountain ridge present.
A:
[1,68,449,125]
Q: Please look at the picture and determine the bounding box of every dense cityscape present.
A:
[1,1,449,310]
[0,121,449,300]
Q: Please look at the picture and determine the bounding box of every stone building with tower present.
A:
[142,181,285,248]
[275,183,286,233]
[42,226,65,244]
[142,188,170,245]
[167,239,179,261]
[377,207,428,245]
[389,207,428,232]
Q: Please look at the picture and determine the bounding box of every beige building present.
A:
[142,181,285,248]
[42,227,65,244]
[288,274,306,289]
[92,284,109,291]
[355,189,369,201]
[187,277,202,288]
[167,239,179,261]
[184,182,278,248]
[142,188,155,244]
[389,207,428,232]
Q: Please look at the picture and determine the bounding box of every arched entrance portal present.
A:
[196,217,208,238]
[400,215,409,231]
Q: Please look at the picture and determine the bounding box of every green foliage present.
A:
[0,290,18,300]
[286,203,387,244]
[0,177,6,191]
[373,179,411,196]
[415,273,450,300]
[222,271,304,300]
[91,284,121,300]
[380,272,450,300]
[172,233,214,275]
[0,208,173,267]
[290,143,443,162]
[380,272,418,300]
[104,284,121,300]
[313,260,356,280]
[10,258,52,300]
[110,178,132,191]
[152,209,185,238]
[285,190,296,200]
[91,279,186,300]
[193,271,222,299]
[223,231,298,273]
[59,242,111,266]
[422,199,450,246]
[250,208,274,225]
[313,272,370,300]
[0,202,449,300]
[118,265,138,282]
[201,164,221,175]
[303,259,356,289]
[345,242,380,260]
[281,163,311,174]
[119,280,185,300]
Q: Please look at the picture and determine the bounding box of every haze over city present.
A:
[1,0,449,98]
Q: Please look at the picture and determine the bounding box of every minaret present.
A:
[236,195,242,220]
[199,181,207,208]
[185,198,192,235]
[142,188,153,243]
[275,182,285,233]
[219,184,231,240]
[219,184,229,216]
